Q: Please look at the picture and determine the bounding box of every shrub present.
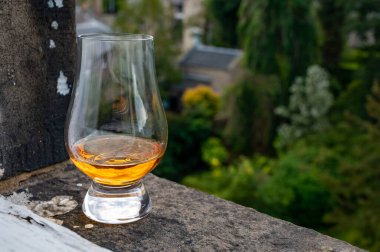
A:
[155,86,220,181]
[182,85,220,119]
[222,73,279,155]
[201,137,229,168]
[183,149,332,228]
[275,65,333,148]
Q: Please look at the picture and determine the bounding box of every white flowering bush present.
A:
[275,65,334,147]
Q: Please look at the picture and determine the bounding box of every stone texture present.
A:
[0,0,75,180]
[0,162,365,252]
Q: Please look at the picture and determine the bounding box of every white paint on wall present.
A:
[49,39,56,49]
[54,0,64,8]
[48,0,64,8]
[57,71,70,96]
[4,193,77,225]
[0,168,4,179]
[51,21,59,30]
[47,0,54,8]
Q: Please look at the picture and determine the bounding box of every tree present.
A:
[332,0,380,118]
[222,73,279,155]
[155,86,220,181]
[238,0,320,96]
[342,0,380,82]
[275,65,333,148]
[204,0,241,48]
[318,0,345,78]
[113,0,181,90]
[323,81,380,251]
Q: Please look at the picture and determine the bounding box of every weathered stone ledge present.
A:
[0,162,364,252]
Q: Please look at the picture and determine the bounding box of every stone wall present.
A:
[0,0,75,180]
[0,163,365,252]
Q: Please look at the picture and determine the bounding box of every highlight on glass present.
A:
[65,34,168,224]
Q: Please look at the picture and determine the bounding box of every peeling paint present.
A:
[49,39,56,49]
[51,21,59,30]
[54,0,64,8]
[47,0,64,8]
[6,190,32,205]
[47,0,54,8]
[5,193,77,221]
[57,71,70,96]
[29,196,78,218]
[6,190,78,220]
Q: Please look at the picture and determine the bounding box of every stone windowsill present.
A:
[0,161,364,251]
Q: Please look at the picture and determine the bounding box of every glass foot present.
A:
[82,181,151,224]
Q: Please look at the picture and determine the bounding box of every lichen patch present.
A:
[6,190,33,205]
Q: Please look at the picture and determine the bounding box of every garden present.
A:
[111,0,380,250]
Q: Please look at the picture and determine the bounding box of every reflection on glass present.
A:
[65,34,167,224]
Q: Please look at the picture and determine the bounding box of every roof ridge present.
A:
[179,45,241,70]
[196,44,242,55]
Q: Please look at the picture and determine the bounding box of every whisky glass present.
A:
[65,34,167,224]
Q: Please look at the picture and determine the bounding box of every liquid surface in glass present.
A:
[70,135,164,186]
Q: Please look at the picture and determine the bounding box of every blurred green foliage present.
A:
[204,0,241,48]
[275,65,334,148]
[238,0,320,90]
[201,137,228,168]
[108,0,380,249]
[113,0,181,91]
[177,0,379,250]
[317,0,345,79]
[182,85,220,119]
[183,83,380,250]
[183,143,333,229]
[324,82,380,250]
[221,73,279,155]
[154,112,212,181]
[154,86,220,181]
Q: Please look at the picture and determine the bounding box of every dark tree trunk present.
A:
[318,0,345,77]
[0,1,76,179]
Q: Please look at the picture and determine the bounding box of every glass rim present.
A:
[77,33,154,41]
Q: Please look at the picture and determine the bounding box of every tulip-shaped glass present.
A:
[65,34,167,224]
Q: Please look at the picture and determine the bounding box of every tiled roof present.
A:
[179,45,242,70]
[183,73,211,84]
